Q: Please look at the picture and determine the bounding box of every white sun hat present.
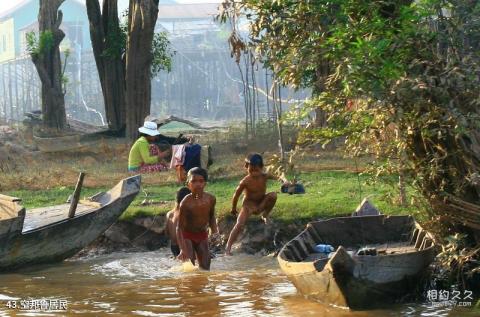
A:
[138,121,160,136]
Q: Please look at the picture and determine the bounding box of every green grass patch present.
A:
[6,186,108,209]
[6,170,419,223]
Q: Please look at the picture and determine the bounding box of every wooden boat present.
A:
[149,115,222,130]
[0,175,140,271]
[277,215,436,309]
[33,131,114,153]
[25,112,114,153]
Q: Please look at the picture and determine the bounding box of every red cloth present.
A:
[149,144,160,156]
[139,163,168,173]
[183,230,208,244]
[137,145,168,173]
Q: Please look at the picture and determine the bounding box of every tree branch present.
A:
[55,9,63,29]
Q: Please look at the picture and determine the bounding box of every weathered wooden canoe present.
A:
[26,114,113,153]
[277,215,436,309]
[0,175,141,271]
[149,115,223,130]
[33,131,112,153]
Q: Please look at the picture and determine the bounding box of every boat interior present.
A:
[22,203,97,233]
[21,191,110,233]
[0,191,110,234]
[281,215,435,265]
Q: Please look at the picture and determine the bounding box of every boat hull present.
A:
[33,133,111,153]
[0,175,140,271]
[277,215,436,309]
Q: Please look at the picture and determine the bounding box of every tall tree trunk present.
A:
[125,0,159,141]
[31,0,67,130]
[86,0,126,132]
[313,60,330,127]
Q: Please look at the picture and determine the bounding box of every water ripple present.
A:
[0,248,475,316]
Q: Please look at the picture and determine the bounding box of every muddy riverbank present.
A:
[75,215,311,258]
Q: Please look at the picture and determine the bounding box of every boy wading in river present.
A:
[225,153,288,256]
[177,167,219,270]
[164,187,191,257]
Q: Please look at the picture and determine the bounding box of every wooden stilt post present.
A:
[0,63,5,120]
[14,59,20,121]
[68,172,86,218]
[7,61,13,121]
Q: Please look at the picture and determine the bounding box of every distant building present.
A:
[157,3,220,35]
[157,3,220,23]
[0,0,90,63]
[0,1,296,124]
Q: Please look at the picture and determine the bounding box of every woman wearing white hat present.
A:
[128,121,170,173]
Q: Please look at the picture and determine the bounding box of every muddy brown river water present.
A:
[0,250,477,316]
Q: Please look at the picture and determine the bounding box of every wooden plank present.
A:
[23,204,93,232]
[409,228,419,245]
[79,199,102,208]
[414,230,426,249]
[68,172,86,218]
[306,223,322,243]
[0,194,21,202]
[292,239,308,259]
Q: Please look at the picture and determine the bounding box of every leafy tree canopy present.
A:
[220,0,480,236]
[102,10,174,77]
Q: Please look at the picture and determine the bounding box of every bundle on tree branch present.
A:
[442,194,480,230]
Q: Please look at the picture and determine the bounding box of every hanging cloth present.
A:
[183,143,202,172]
[170,144,186,169]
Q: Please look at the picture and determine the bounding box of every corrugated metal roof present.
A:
[158,3,220,20]
[0,0,85,20]
[1,2,219,23]
[0,0,31,20]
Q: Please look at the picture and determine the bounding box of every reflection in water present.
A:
[0,249,476,316]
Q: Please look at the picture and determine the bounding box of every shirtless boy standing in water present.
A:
[225,153,286,256]
[164,187,191,257]
[177,167,218,270]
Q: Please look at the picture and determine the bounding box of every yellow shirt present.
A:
[128,136,158,169]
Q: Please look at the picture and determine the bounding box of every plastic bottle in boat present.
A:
[314,244,335,253]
